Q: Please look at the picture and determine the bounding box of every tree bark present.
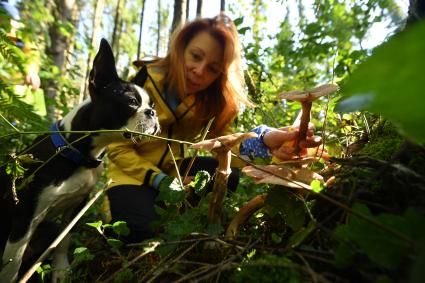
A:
[111,0,122,56]
[156,0,161,56]
[196,0,203,17]
[44,0,77,122]
[79,0,105,103]
[220,0,225,12]
[171,0,186,35]
[406,0,425,26]
[137,0,146,60]
[186,0,190,20]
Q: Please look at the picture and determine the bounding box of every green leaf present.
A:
[311,180,324,193]
[287,220,316,248]
[112,221,130,237]
[189,170,211,196]
[157,176,186,204]
[233,16,244,26]
[266,188,306,231]
[86,220,103,234]
[106,238,123,249]
[335,22,425,143]
[334,203,419,269]
[165,209,201,237]
[72,246,95,264]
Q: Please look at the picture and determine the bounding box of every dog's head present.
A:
[87,39,159,138]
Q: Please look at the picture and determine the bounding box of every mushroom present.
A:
[225,164,324,238]
[190,132,258,225]
[242,164,324,189]
[278,83,339,155]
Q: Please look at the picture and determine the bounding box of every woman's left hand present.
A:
[262,125,322,160]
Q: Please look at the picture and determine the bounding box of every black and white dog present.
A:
[0,39,159,282]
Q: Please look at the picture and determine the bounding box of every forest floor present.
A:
[26,120,425,283]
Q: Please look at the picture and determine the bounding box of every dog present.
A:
[0,39,159,282]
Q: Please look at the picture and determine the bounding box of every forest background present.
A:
[1,0,425,282]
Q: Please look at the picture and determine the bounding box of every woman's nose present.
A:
[192,63,206,77]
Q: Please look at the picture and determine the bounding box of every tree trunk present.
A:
[137,0,146,60]
[79,0,105,103]
[171,0,186,35]
[44,0,77,122]
[111,0,122,56]
[220,0,225,12]
[406,0,425,26]
[196,0,203,17]
[156,0,161,56]
[186,0,190,20]
[253,0,261,48]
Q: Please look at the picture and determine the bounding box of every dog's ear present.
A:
[89,39,120,91]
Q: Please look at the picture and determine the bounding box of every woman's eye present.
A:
[191,52,202,61]
[208,66,220,75]
[128,98,138,106]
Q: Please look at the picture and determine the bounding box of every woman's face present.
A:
[184,31,224,94]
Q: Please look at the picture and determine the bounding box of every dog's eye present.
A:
[128,97,138,107]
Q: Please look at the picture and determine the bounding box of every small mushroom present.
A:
[279,83,339,155]
[190,132,258,225]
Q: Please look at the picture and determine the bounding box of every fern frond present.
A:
[0,28,25,73]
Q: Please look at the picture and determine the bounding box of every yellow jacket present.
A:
[107,63,212,189]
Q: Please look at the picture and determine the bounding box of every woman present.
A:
[106,14,320,242]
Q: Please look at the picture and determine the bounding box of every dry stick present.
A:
[293,251,319,283]
[145,241,200,283]
[182,237,260,283]
[19,180,111,283]
[168,144,184,188]
[102,242,160,283]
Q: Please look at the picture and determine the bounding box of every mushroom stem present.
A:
[294,101,312,155]
[225,193,267,238]
[208,151,231,225]
[189,132,257,226]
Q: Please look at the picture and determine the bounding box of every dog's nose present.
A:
[144,108,155,118]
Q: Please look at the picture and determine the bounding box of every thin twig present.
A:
[182,118,214,182]
[102,241,160,283]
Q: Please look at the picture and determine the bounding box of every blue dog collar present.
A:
[50,122,102,168]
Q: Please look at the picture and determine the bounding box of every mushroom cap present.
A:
[278,83,339,102]
[242,165,324,189]
[190,132,258,153]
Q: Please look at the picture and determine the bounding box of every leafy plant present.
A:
[336,21,425,144]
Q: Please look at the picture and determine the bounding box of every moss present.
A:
[359,136,404,161]
[358,120,404,161]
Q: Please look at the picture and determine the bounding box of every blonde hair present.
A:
[152,13,251,135]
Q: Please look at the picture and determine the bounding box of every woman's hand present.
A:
[262,124,322,160]
[25,67,41,91]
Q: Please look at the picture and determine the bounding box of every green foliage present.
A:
[36,264,52,282]
[265,188,309,231]
[336,21,425,144]
[86,220,130,250]
[228,253,302,283]
[334,203,425,269]
[0,29,25,72]
[157,176,186,204]
[72,247,95,266]
[189,170,211,196]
